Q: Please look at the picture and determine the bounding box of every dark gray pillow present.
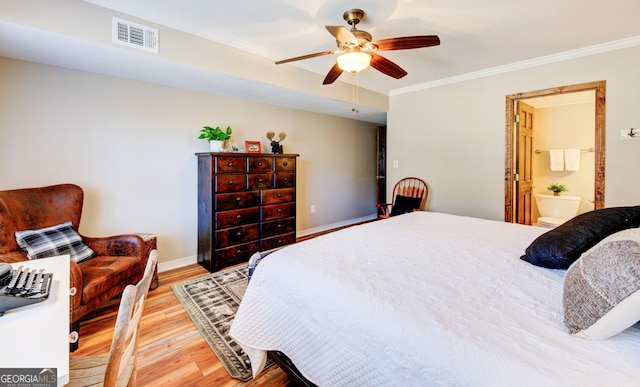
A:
[390,195,423,216]
[520,206,640,269]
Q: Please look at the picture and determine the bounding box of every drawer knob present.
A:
[277,208,282,213]
[258,178,263,183]
[236,231,243,237]
[283,178,288,182]
[258,162,263,166]
[276,193,282,197]
[235,197,242,202]
[236,214,242,219]
[236,249,242,254]
[283,162,288,166]
[228,180,234,185]
[227,162,234,167]
[277,224,282,228]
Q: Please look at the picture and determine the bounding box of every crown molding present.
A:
[390,35,640,96]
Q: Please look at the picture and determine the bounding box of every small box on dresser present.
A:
[196,152,299,272]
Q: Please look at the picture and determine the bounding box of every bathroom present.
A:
[527,91,595,227]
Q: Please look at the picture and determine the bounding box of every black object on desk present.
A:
[0,263,52,316]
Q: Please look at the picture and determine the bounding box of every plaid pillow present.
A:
[15,221,96,263]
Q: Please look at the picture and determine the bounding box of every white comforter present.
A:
[229,211,640,386]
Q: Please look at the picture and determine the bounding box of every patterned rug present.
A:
[171,265,273,381]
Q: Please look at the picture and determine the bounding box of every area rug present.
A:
[171,265,273,381]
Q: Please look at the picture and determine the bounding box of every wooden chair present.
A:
[377,177,429,219]
[68,250,158,387]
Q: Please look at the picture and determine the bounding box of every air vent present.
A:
[112,17,158,54]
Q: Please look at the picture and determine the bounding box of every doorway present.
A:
[376,125,387,213]
[504,81,606,223]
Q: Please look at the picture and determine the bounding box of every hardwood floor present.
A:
[70,221,374,386]
[70,263,291,386]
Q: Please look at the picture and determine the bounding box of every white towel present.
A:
[549,149,564,171]
[564,149,581,171]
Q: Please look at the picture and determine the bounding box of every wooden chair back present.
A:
[69,249,158,387]
[393,177,429,210]
[377,177,429,218]
[105,249,157,386]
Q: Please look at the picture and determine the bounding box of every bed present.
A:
[229,210,640,386]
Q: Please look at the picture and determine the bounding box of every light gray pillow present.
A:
[563,239,640,339]
[580,226,640,257]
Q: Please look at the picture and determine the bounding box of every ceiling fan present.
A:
[275,9,440,85]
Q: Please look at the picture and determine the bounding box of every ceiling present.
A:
[525,90,595,109]
[2,1,640,123]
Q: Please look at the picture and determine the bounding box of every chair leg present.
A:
[149,266,159,290]
[70,321,80,352]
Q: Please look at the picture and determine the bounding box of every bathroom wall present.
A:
[531,101,595,221]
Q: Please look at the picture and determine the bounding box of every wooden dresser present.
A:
[196,152,299,272]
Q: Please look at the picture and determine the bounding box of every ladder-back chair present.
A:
[68,250,158,387]
[377,177,429,219]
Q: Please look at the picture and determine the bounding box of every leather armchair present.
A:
[0,184,152,350]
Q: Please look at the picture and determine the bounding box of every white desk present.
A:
[0,255,70,386]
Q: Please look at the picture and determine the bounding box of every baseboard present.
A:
[158,254,196,273]
[157,214,378,273]
[296,214,377,238]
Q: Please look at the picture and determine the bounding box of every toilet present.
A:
[534,193,581,228]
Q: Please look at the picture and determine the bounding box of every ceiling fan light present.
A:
[337,52,371,73]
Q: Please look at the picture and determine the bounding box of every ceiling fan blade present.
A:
[322,63,343,85]
[373,35,440,51]
[275,50,335,65]
[326,25,358,46]
[369,53,407,79]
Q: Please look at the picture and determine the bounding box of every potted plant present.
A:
[547,183,567,196]
[199,126,232,152]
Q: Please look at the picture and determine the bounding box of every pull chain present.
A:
[351,73,359,113]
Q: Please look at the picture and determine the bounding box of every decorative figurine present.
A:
[266,130,286,154]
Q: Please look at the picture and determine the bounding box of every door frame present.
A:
[376,125,387,213]
[504,80,606,223]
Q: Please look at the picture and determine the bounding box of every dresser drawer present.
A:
[275,157,296,171]
[275,172,295,188]
[261,232,295,251]
[216,207,259,228]
[248,157,272,172]
[262,218,295,238]
[215,241,260,267]
[215,174,246,193]
[215,224,259,248]
[262,203,295,221]
[216,156,246,173]
[215,191,260,210]
[261,188,294,205]
[248,173,274,190]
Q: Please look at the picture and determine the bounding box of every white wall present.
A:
[0,58,378,267]
[388,46,640,220]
